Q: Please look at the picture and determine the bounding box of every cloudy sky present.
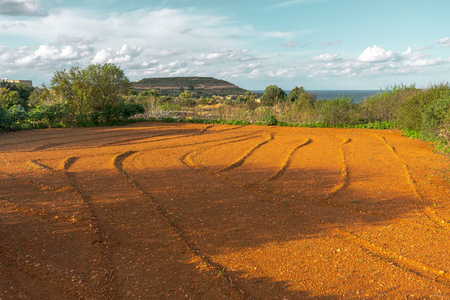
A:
[0,0,449,90]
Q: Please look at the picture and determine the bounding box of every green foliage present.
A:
[177,90,196,107]
[288,86,306,102]
[159,102,181,111]
[262,114,278,126]
[8,105,28,122]
[139,89,160,98]
[0,105,12,130]
[10,83,34,102]
[261,85,287,106]
[51,63,131,114]
[29,103,69,126]
[421,93,450,140]
[360,85,415,123]
[394,83,450,131]
[0,89,25,109]
[314,97,358,125]
[244,91,257,102]
[179,90,192,100]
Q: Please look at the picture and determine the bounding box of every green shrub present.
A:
[422,93,450,140]
[29,103,68,126]
[394,83,450,131]
[76,114,88,126]
[8,105,28,122]
[0,105,12,130]
[263,114,278,126]
[314,97,358,125]
[360,85,416,123]
[159,102,181,111]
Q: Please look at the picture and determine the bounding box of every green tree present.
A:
[288,86,306,102]
[84,64,132,111]
[179,90,192,100]
[0,105,12,130]
[261,85,287,106]
[10,83,35,103]
[0,88,23,109]
[51,66,87,114]
[51,63,131,114]
[244,91,257,102]
[7,105,28,122]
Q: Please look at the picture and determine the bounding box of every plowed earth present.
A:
[1,122,449,299]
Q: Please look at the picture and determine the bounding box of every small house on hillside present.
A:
[1,78,33,87]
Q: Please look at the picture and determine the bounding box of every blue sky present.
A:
[0,0,449,90]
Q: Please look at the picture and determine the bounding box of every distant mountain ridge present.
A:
[133,77,248,97]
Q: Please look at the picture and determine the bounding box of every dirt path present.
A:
[1,122,449,299]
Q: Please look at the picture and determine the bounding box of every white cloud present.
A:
[90,44,142,64]
[12,43,93,66]
[401,46,412,57]
[404,58,444,67]
[308,45,450,81]
[192,49,256,66]
[312,53,340,62]
[358,45,396,62]
[268,68,296,78]
[435,37,450,47]
[144,60,191,77]
[156,49,184,58]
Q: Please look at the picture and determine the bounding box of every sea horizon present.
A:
[251,89,382,103]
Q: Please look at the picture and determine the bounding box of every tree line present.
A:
[1,63,449,152]
[0,64,144,129]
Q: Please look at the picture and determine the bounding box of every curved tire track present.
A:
[376,134,450,229]
[113,151,249,299]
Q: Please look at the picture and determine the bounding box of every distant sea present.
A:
[252,90,381,104]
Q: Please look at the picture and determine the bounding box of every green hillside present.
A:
[133,77,248,98]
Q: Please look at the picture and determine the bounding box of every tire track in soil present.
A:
[265,138,312,183]
[0,126,261,168]
[212,132,324,188]
[38,124,211,153]
[324,133,450,283]
[264,131,450,277]
[217,133,274,173]
[376,134,450,229]
[99,125,213,147]
[63,156,118,299]
[182,131,450,290]
[326,137,351,198]
[183,133,271,172]
[0,166,87,224]
[255,136,442,232]
[0,163,112,298]
[0,123,194,151]
[210,166,450,289]
[3,124,449,298]
[30,128,204,152]
[114,151,248,299]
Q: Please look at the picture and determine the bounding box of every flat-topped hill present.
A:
[133,77,248,97]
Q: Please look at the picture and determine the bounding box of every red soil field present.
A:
[0,122,449,299]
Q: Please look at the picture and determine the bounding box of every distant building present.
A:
[1,78,33,87]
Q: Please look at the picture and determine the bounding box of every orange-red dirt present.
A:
[0,122,449,299]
